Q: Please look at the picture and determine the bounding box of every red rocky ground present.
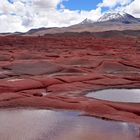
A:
[0,35,140,124]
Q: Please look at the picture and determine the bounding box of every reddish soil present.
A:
[0,35,140,124]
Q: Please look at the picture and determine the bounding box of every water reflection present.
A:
[0,109,139,140]
[86,89,140,103]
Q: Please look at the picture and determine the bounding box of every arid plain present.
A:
[0,33,140,124]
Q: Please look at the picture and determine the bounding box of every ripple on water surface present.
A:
[0,109,139,140]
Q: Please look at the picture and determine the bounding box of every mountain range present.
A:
[80,12,140,24]
[1,12,140,36]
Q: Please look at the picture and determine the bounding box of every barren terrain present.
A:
[0,34,140,124]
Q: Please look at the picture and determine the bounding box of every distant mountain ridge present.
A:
[80,12,140,24]
[1,12,140,36]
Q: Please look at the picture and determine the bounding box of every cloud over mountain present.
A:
[0,0,140,33]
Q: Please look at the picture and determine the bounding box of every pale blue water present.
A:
[0,109,139,140]
[86,89,140,103]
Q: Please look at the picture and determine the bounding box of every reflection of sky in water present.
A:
[87,89,140,103]
[0,109,139,140]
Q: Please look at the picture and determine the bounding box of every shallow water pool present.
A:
[0,109,139,140]
[86,89,140,103]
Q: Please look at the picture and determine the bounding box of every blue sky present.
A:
[61,0,101,10]
[60,0,133,12]
[59,0,109,13]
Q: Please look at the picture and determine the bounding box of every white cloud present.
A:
[0,0,102,33]
[33,0,61,10]
[0,14,26,32]
[98,0,140,18]
[123,0,140,17]
[0,0,14,14]
[112,0,140,18]
[98,0,132,8]
[1,0,140,33]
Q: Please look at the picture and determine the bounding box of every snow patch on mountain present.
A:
[97,12,139,23]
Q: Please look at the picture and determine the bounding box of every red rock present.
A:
[0,78,43,92]
[0,35,140,124]
[3,61,62,75]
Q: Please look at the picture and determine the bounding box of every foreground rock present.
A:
[0,35,140,124]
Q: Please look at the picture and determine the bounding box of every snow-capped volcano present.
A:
[79,12,140,25]
[97,12,140,23]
